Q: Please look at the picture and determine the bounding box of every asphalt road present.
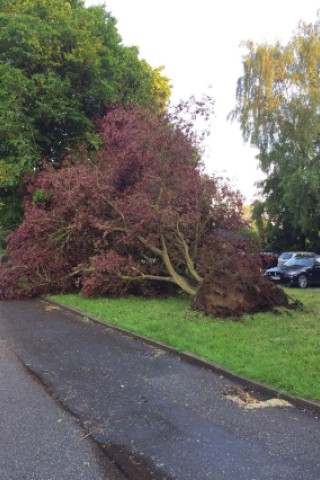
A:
[0,334,125,479]
[0,298,319,480]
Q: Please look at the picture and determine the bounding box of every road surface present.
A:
[0,299,319,480]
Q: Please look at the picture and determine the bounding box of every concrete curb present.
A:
[44,297,320,417]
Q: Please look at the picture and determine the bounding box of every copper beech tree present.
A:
[0,104,290,317]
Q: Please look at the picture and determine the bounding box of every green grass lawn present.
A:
[48,289,320,402]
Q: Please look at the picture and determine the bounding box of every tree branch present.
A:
[106,201,127,230]
[161,235,197,296]
[137,234,197,295]
[176,221,203,284]
[67,267,94,277]
[138,235,162,256]
[118,272,174,283]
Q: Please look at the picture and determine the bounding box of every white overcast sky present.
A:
[85,1,319,202]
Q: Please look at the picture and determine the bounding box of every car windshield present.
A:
[279,253,292,259]
[284,258,314,267]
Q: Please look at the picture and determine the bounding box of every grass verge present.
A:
[48,289,320,402]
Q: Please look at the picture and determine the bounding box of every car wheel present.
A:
[298,274,308,288]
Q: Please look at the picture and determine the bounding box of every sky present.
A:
[85,0,319,202]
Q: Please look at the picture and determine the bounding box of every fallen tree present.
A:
[0,103,291,317]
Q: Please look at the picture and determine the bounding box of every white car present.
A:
[277,251,317,268]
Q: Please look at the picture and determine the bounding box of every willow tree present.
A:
[0,0,170,234]
[230,15,320,250]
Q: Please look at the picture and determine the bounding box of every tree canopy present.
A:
[0,105,246,293]
[0,102,291,317]
[0,0,170,231]
[230,15,320,250]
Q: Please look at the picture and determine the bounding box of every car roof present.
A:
[289,255,317,261]
[280,251,316,257]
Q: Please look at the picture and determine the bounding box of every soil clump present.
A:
[193,271,298,319]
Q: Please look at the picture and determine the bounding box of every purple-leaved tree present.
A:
[0,103,290,317]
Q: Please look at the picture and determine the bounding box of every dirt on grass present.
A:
[192,271,299,320]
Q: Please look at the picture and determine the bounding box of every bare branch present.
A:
[161,235,197,296]
[67,267,94,278]
[138,235,163,256]
[118,273,174,283]
[95,223,127,234]
[137,234,198,295]
[176,221,203,283]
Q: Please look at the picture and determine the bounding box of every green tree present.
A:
[0,0,170,235]
[230,15,320,250]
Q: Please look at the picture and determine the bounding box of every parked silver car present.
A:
[277,251,317,268]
